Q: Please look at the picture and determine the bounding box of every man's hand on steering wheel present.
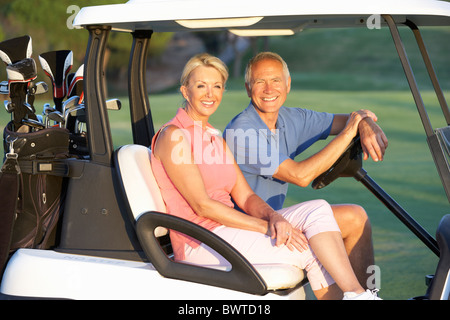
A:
[358,117,388,162]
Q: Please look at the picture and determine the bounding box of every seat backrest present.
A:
[116,144,167,236]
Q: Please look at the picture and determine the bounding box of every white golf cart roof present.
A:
[73,0,450,33]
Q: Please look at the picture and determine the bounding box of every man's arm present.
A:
[331,114,388,161]
[273,110,387,187]
[273,131,356,187]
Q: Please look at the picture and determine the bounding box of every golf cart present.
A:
[0,0,449,300]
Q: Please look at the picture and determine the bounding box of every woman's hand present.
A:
[268,213,309,252]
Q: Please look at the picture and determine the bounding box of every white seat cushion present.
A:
[117,144,167,237]
[254,264,305,290]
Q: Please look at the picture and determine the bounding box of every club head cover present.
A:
[39,50,73,111]
[0,35,32,65]
[6,58,37,83]
[67,64,84,104]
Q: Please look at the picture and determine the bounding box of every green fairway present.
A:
[1,26,448,300]
[0,88,448,300]
[146,89,449,300]
[1,88,448,299]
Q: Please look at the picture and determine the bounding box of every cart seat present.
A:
[115,144,307,293]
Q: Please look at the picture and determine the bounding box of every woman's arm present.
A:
[154,126,308,252]
[153,125,268,234]
[226,141,309,252]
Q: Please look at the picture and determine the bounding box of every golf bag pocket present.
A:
[3,122,70,251]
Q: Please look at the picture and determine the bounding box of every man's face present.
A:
[245,58,291,116]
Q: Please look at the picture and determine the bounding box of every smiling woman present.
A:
[180,54,228,126]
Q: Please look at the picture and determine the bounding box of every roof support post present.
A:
[383,14,434,138]
[404,19,450,125]
[385,15,450,202]
[84,25,113,165]
[128,30,155,146]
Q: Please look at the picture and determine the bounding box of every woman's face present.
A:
[181,66,225,123]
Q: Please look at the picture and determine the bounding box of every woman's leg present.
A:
[279,201,365,299]
[183,200,368,299]
[183,225,337,296]
[308,231,364,299]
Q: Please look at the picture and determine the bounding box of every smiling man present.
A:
[224,52,388,288]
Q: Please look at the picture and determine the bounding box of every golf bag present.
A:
[0,123,70,277]
[0,36,72,274]
[2,123,70,247]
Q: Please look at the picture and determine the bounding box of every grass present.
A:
[107,88,447,300]
[0,90,448,300]
[1,27,449,300]
[280,90,448,300]
[233,27,450,92]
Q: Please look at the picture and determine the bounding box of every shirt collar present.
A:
[174,108,220,136]
[246,102,285,131]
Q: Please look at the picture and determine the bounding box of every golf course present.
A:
[1,25,448,300]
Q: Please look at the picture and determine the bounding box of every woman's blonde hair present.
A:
[180,53,229,87]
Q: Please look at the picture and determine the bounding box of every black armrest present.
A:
[136,211,268,295]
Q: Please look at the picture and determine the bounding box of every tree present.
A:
[0,0,172,72]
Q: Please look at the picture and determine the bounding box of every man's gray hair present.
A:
[244,52,290,88]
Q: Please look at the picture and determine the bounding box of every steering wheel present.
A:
[312,135,363,190]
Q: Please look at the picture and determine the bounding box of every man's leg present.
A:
[331,204,375,289]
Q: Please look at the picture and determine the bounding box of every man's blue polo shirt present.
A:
[224,103,334,210]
